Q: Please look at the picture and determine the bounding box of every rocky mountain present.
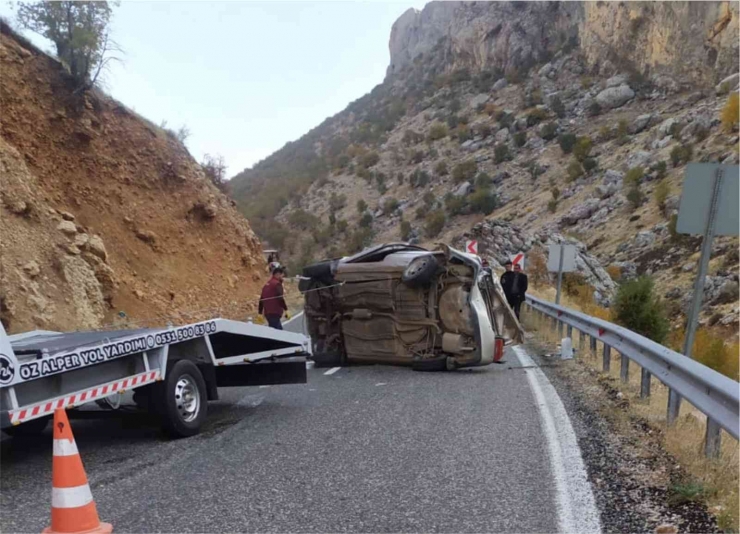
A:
[228,1,739,330]
[1,23,266,334]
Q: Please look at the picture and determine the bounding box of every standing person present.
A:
[511,262,528,319]
[259,266,288,329]
[500,260,527,320]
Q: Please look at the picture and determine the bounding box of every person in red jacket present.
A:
[259,266,288,329]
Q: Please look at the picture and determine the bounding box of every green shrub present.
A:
[376,173,387,194]
[626,185,644,208]
[434,160,448,176]
[721,93,739,132]
[415,205,429,220]
[469,188,498,214]
[654,160,667,180]
[540,122,558,141]
[357,167,372,182]
[668,122,684,140]
[409,168,430,188]
[547,199,558,213]
[424,210,447,237]
[494,144,511,163]
[572,136,593,162]
[558,133,576,154]
[477,124,492,139]
[551,186,560,201]
[346,227,374,253]
[288,209,319,230]
[612,276,669,343]
[567,159,584,181]
[445,195,466,216]
[616,119,629,145]
[336,219,348,233]
[587,101,601,117]
[654,179,670,213]
[513,131,527,147]
[360,151,380,168]
[427,122,448,141]
[582,157,598,174]
[452,160,478,183]
[359,212,373,228]
[475,172,492,188]
[528,161,544,181]
[456,124,472,143]
[624,167,644,187]
[670,144,693,167]
[526,108,548,127]
[397,172,404,185]
[496,111,514,128]
[400,220,412,241]
[328,192,347,213]
[383,197,399,215]
[550,95,565,118]
[423,191,435,207]
[356,199,367,213]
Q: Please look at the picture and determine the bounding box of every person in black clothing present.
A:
[500,260,528,320]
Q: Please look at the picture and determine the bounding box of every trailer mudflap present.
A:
[214,358,307,387]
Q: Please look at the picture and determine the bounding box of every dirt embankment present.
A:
[0,25,267,334]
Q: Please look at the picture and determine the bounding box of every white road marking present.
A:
[259,385,271,389]
[512,345,602,534]
[375,382,387,386]
[324,367,341,376]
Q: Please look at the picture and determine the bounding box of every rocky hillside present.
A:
[229,1,739,331]
[1,23,266,334]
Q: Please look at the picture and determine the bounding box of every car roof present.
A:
[342,243,428,264]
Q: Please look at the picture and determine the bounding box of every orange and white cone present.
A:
[43,408,113,534]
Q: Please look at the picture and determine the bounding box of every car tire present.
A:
[3,416,49,437]
[312,350,343,368]
[302,260,334,282]
[402,255,439,288]
[152,360,208,438]
[411,354,446,372]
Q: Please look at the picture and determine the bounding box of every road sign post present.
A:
[668,163,739,427]
[547,244,577,305]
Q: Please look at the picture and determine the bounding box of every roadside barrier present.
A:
[526,295,739,458]
[43,409,112,534]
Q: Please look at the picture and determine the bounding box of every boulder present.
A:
[681,262,696,272]
[613,261,637,280]
[657,117,679,139]
[495,128,510,143]
[492,171,509,185]
[57,220,78,236]
[135,229,157,244]
[716,73,740,95]
[603,169,624,184]
[630,114,653,134]
[538,63,554,78]
[625,151,651,170]
[634,230,656,247]
[453,181,473,197]
[665,287,682,300]
[561,199,600,226]
[87,235,108,261]
[595,84,634,109]
[605,74,628,88]
[22,260,41,278]
[470,93,490,108]
[60,211,76,221]
[492,78,508,91]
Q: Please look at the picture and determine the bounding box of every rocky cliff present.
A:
[228,1,739,332]
[388,1,738,88]
[1,23,266,334]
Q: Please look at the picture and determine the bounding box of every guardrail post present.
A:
[566,325,573,339]
[579,331,585,351]
[667,390,681,425]
[602,344,611,372]
[558,320,564,337]
[589,335,597,355]
[620,354,629,383]
[640,368,651,398]
[705,419,721,458]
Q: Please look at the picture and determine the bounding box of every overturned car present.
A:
[300,243,523,371]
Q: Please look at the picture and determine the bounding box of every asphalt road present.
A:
[1,349,567,533]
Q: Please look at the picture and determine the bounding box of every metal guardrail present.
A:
[525,295,740,457]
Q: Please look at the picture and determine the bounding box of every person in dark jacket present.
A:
[500,261,528,320]
[259,266,288,329]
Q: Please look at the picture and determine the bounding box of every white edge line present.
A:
[512,345,602,534]
[324,367,341,376]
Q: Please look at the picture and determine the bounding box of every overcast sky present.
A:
[2,1,426,177]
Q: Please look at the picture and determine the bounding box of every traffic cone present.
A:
[43,408,112,534]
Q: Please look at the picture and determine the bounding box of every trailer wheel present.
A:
[154,360,208,438]
[3,416,49,437]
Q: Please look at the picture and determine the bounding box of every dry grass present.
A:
[523,307,740,531]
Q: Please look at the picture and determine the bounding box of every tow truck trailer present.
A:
[0,319,311,437]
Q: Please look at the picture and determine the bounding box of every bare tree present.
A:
[201,154,228,192]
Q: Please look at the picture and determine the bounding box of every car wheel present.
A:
[302,260,334,282]
[152,360,208,438]
[411,354,446,372]
[445,356,458,371]
[402,255,439,288]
